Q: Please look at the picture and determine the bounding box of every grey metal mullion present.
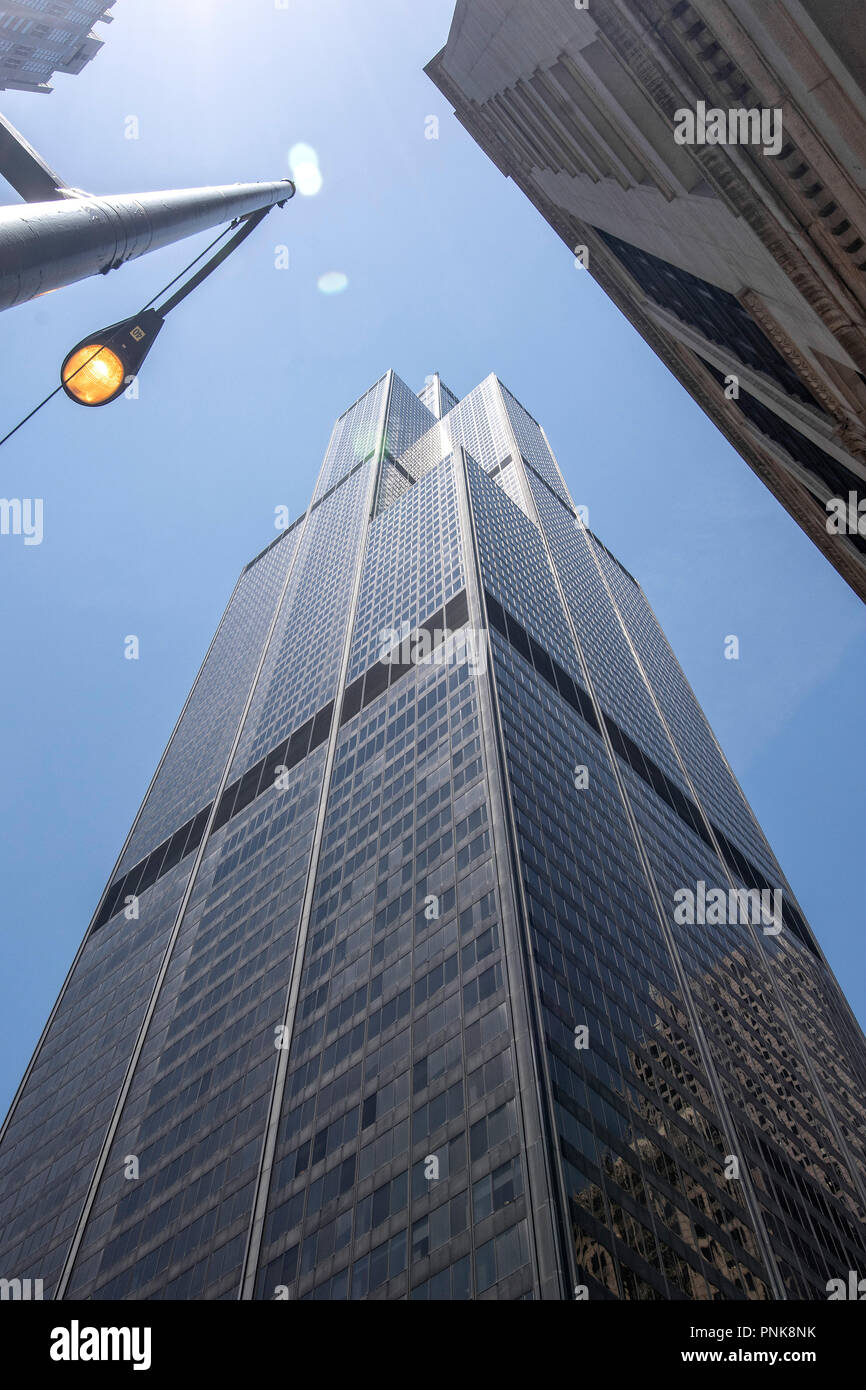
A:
[238,373,392,1300]
[455,444,570,1301]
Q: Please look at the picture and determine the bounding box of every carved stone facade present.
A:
[427,0,866,600]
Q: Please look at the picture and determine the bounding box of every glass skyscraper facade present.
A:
[1,369,865,1301]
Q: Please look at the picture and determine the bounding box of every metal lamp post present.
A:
[0,178,294,311]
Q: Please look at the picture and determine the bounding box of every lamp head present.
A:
[61,309,164,406]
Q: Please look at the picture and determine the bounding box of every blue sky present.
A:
[0,0,863,1116]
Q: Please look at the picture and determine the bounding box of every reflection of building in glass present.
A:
[566,940,866,1301]
[0,2,116,94]
[0,370,864,1300]
[428,1,866,601]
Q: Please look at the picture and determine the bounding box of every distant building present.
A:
[0,1,115,94]
[427,1,866,601]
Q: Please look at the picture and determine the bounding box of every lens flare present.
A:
[294,162,322,196]
[317,271,348,295]
[352,420,379,460]
[288,142,317,167]
[288,142,322,196]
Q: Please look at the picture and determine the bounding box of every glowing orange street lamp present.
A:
[58,203,278,408]
[61,310,164,407]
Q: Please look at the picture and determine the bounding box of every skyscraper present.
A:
[1,369,864,1301]
[0,1,115,94]
[426,1,866,602]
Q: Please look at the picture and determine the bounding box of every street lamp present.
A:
[0,117,296,448]
[61,310,164,406]
[58,204,273,408]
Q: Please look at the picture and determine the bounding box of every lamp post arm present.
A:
[0,178,294,310]
[155,205,272,317]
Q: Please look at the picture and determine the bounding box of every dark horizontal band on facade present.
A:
[90,589,472,936]
[90,705,335,934]
[383,450,414,485]
[91,803,213,934]
[484,590,817,958]
[94,583,810,960]
[340,589,469,727]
